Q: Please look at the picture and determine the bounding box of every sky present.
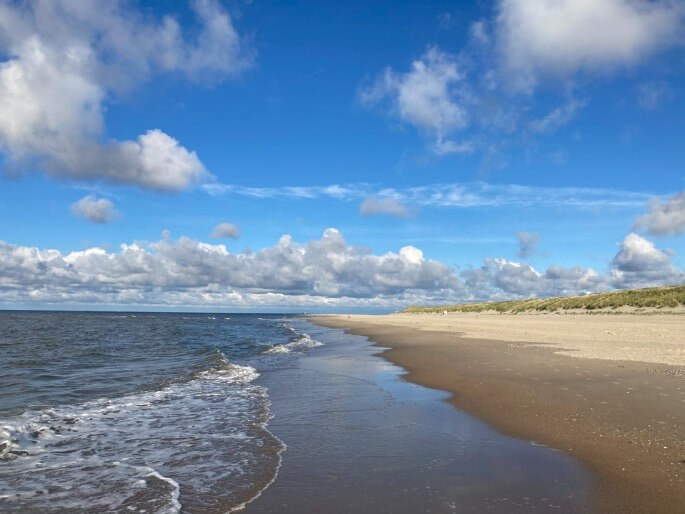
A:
[0,0,684,312]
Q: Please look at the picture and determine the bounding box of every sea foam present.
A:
[264,332,323,354]
[0,355,284,513]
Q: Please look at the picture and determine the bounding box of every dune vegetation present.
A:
[402,285,685,314]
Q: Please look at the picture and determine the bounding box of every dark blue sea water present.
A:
[0,312,319,513]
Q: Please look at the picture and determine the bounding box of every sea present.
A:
[0,311,591,513]
[0,312,316,513]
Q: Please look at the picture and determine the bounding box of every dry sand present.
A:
[312,312,685,513]
[338,312,685,367]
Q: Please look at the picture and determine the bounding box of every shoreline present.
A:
[311,313,685,513]
[246,319,591,513]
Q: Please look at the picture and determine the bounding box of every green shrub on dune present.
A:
[402,285,685,314]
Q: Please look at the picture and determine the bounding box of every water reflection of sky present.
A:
[249,321,592,513]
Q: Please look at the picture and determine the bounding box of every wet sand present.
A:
[312,313,685,513]
[245,320,591,513]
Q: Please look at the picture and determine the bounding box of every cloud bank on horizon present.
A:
[0,0,683,310]
[1,229,681,310]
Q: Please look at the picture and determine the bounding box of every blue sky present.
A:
[0,0,684,311]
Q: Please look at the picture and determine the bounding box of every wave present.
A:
[0,353,285,513]
[264,333,323,355]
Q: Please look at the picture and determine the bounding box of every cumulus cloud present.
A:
[516,231,539,258]
[0,230,681,309]
[0,0,252,191]
[610,233,683,288]
[496,0,684,91]
[360,196,411,218]
[633,191,685,236]
[211,222,240,239]
[358,47,470,154]
[461,258,608,300]
[360,1,684,157]
[612,233,670,271]
[463,233,683,301]
[356,43,582,155]
[71,195,119,223]
[0,229,462,308]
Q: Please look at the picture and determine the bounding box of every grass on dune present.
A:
[402,285,685,314]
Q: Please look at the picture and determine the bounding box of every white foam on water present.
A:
[226,437,287,513]
[281,323,298,334]
[143,469,182,513]
[0,357,285,513]
[291,333,323,350]
[263,333,323,355]
[264,344,291,354]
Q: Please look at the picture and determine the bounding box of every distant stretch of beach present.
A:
[312,311,685,513]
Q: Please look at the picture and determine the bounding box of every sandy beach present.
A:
[312,312,685,513]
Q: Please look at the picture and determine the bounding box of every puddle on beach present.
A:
[246,322,592,513]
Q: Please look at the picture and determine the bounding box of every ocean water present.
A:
[0,312,319,513]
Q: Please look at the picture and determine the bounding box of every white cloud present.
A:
[0,0,252,191]
[633,191,685,236]
[71,195,119,224]
[496,0,684,91]
[359,47,469,154]
[0,230,681,309]
[0,229,462,308]
[612,233,670,271]
[610,233,683,288]
[461,258,608,300]
[469,21,490,46]
[376,182,654,209]
[529,99,585,133]
[461,233,683,300]
[516,231,539,258]
[205,180,655,209]
[360,2,684,157]
[360,196,411,218]
[211,222,240,239]
[203,183,364,200]
[432,138,475,155]
[122,129,207,191]
[637,81,675,110]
